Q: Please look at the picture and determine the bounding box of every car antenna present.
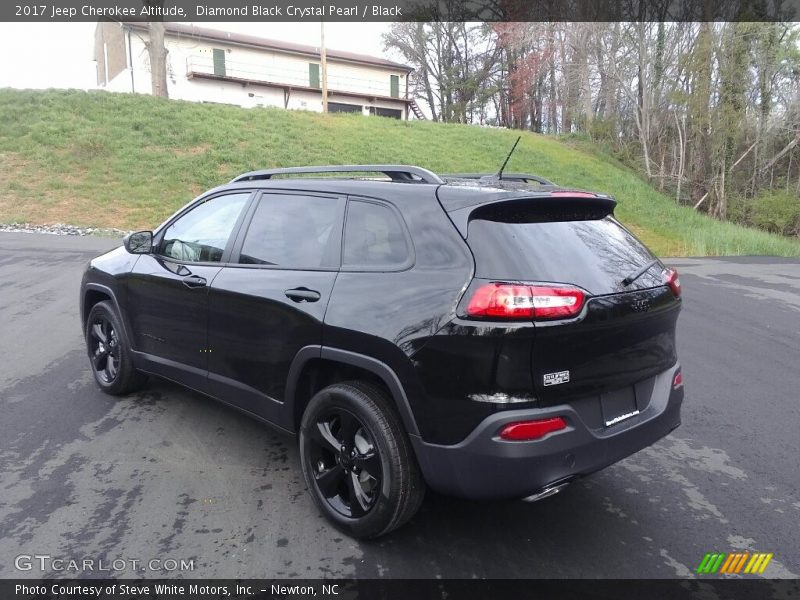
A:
[481,136,521,183]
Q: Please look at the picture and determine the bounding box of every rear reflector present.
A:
[664,268,682,297]
[499,417,567,441]
[466,283,585,320]
[673,371,683,389]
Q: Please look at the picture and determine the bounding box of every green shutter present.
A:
[309,63,320,88]
[212,48,226,77]
[390,75,400,98]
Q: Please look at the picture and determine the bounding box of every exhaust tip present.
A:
[521,480,572,503]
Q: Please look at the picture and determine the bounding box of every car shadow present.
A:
[129,377,686,579]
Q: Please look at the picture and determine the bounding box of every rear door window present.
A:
[342,200,411,270]
[467,214,661,295]
[236,193,343,269]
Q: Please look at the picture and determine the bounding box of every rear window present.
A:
[467,215,662,295]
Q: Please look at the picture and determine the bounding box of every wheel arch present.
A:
[82,283,117,325]
[81,283,131,343]
[285,346,420,437]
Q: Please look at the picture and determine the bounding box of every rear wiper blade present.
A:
[621,259,661,287]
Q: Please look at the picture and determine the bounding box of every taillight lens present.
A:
[550,191,596,198]
[673,371,683,389]
[664,268,682,297]
[499,417,567,441]
[466,283,585,320]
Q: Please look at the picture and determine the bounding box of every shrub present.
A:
[751,190,800,236]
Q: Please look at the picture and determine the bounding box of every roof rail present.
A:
[443,173,555,186]
[231,165,444,184]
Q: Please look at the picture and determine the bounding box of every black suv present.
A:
[80,165,683,538]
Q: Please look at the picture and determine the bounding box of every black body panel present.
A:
[531,286,680,403]
[207,267,337,424]
[126,255,219,376]
[80,167,683,501]
[411,364,683,499]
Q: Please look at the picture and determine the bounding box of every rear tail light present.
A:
[499,417,567,441]
[466,284,585,320]
[673,371,683,389]
[664,268,682,297]
[550,191,596,198]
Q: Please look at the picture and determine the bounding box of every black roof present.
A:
[224,165,612,207]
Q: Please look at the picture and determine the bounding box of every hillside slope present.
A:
[1,88,799,256]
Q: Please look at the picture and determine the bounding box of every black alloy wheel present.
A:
[299,381,425,539]
[306,407,383,518]
[84,300,147,395]
[89,314,120,384]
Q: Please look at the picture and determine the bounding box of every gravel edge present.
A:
[0,222,130,237]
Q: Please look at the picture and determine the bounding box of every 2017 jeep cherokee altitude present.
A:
[80,165,683,538]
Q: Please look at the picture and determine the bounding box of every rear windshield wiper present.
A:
[621,258,661,287]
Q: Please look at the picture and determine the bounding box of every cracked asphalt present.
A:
[0,232,798,579]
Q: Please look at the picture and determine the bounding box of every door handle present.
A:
[182,275,207,288]
[285,287,321,302]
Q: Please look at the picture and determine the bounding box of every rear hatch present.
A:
[448,192,681,406]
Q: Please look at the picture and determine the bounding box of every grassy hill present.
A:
[1,88,799,257]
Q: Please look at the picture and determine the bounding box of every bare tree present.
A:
[383,22,497,123]
[381,19,800,235]
[142,0,169,98]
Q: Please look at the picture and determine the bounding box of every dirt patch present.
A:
[141,144,211,157]
[174,144,211,157]
[0,153,142,229]
[0,153,33,182]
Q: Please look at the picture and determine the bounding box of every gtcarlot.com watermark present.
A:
[15,554,195,573]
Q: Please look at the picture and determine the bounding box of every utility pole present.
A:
[320,21,328,113]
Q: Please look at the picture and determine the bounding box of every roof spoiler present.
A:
[231,165,444,184]
[443,194,617,238]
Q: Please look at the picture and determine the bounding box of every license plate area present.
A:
[601,386,639,427]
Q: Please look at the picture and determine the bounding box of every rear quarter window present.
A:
[342,199,411,270]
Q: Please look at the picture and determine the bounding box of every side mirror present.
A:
[123,231,153,254]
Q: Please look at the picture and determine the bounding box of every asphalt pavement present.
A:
[0,232,798,579]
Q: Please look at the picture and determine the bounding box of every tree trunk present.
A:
[674,110,686,204]
[760,134,800,176]
[548,24,558,134]
[559,29,572,133]
[146,19,169,98]
[690,18,713,208]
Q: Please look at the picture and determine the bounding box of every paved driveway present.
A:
[0,233,798,578]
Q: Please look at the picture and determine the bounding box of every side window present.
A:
[238,194,341,269]
[343,200,410,269]
[160,193,250,263]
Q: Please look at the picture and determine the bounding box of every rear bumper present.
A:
[410,364,683,500]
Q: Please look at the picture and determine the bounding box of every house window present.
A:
[212,48,226,77]
[390,75,400,98]
[309,63,320,88]
[328,102,362,114]
[369,106,402,120]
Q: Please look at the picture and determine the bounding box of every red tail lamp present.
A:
[499,417,567,441]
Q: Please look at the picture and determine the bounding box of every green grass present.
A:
[1,88,799,256]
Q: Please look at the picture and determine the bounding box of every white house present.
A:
[94,22,416,119]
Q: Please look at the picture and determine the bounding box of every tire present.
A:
[299,381,425,538]
[85,301,147,395]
